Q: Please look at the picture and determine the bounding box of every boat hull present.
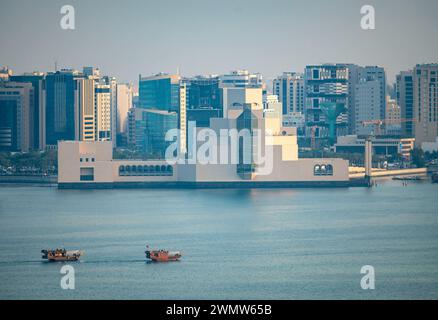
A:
[145,250,181,262]
[41,249,82,262]
[47,256,80,262]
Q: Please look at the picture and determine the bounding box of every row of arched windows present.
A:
[119,165,173,176]
[314,164,334,176]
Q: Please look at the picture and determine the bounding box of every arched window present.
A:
[314,165,321,176]
[326,164,333,176]
[119,163,176,176]
[314,164,334,176]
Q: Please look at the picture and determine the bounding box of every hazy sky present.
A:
[1,0,437,84]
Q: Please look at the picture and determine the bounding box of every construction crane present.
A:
[361,118,414,136]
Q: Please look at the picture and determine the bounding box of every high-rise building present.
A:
[75,77,96,141]
[116,83,133,145]
[345,65,386,135]
[82,68,116,145]
[43,70,77,147]
[179,82,187,155]
[182,75,222,128]
[273,72,305,115]
[359,66,386,120]
[145,110,179,158]
[139,73,180,112]
[413,64,438,147]
[138,73,185,156]
[95,83,112,141]
[396,70,414,137]
[0,82,33,152]
[127,108,146,151]
[219,70,263,88]
[304,64,349,144]
[10,72,44,149]
[102,76,117,147]
[185,76,221,110]
[385,96,401,135]
[127,108,178,158]
[354,79,381,136]
[127,107,136,147]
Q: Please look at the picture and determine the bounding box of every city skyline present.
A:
[1,0,438,83]
[2,0,438,305]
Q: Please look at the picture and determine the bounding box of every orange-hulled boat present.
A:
[145,245,182,262]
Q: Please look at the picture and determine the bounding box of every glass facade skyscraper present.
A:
[138,74,183,157]
[144,110,178,158]
[184,76,222,128]
[139,74,180,112]
[128,108,178,158]
[185,76,221,110]
[396,71,414,137]
[44,71,76,146]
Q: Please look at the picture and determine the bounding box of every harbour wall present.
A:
[58,179,368,189]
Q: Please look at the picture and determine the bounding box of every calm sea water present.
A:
[0,179,438,300]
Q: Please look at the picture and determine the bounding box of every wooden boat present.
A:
[41,249,82,262]
[145,245,181,262]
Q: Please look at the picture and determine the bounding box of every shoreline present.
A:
[0,175,57,185]
[0,167,430,189]
[58,179,368,189]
